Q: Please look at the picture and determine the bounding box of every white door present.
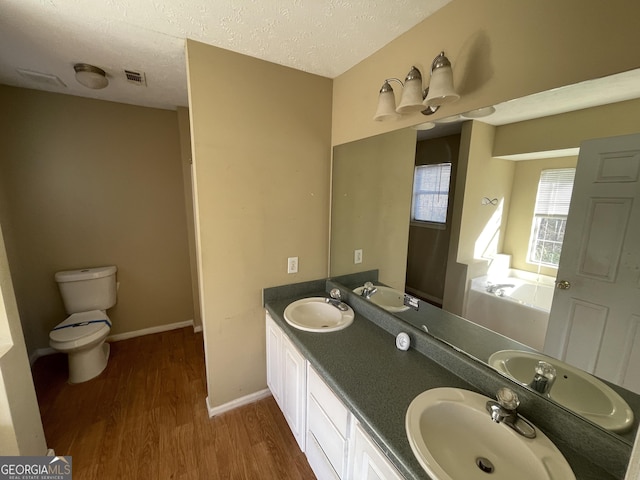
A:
[544,133,640,394]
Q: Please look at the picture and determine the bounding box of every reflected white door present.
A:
[544,133,640,394]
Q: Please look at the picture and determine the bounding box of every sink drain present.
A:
[476,457,495,474]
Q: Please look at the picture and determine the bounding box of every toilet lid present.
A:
[49,310,111,343]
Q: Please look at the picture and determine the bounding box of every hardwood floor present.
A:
[32,327,315,480]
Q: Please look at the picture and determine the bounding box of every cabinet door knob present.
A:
[556,280,571,290]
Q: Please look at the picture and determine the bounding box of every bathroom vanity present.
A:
[263,275,629,480]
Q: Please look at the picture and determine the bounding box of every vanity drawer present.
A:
[308,365,349,436]
[308,394,347,477]
[306,430,341,480]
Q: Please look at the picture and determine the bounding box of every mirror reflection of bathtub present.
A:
[464,270,556,351]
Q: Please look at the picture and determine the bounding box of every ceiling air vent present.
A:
[124,69,146,86]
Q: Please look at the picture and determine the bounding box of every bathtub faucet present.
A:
[486,283,515,295]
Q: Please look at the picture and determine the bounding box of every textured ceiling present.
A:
[0,0,452,110]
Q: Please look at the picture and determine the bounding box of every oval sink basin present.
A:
[488,350,634,432]
[352,285,409,312]
[283,297,354,332]
[406,387,575,480]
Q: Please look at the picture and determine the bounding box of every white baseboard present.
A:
[206,389,271,417]
[107,319,195,342]
[46,449,55,456]
[29,348,56,366]
[30,319,198,365]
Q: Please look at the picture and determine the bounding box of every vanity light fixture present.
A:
[73,63,109,89]
[373,51,459,121]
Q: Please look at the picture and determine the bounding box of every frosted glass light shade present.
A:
[424,64,459,108]
[396,67,425,113]
[373,82,400,121]
[462,106,496,118]
[412,121,436,130]
[74,64,108,90]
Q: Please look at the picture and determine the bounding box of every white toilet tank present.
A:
[55,266,117,314]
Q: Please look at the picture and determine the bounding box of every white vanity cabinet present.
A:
[265,311,405,479]
[306,365,351,479]
[265,312,307,451]
[349,422,404,480]
[266,313,283,406]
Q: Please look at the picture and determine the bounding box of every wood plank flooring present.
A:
[31,327,315,480]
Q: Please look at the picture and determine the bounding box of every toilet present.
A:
[49,265,117,383]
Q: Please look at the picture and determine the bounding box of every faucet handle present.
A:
[496,387,520,411]
[528,361,557,395]
[364,281,374,289]
[329,288,342,300]
[535,361,556,380]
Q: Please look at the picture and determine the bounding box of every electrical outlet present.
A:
[287,256,298,274]
[354,249,363,264]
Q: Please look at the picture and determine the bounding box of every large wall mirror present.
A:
[330,69,640,445]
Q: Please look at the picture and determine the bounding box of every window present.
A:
[527,168,575,267]
[410,163,452,225]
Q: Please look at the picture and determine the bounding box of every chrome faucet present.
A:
[528,361,557,396]
[325,288,349,311]
[486,283,515,295]
[486,388,536,438]
[360,281,378,299]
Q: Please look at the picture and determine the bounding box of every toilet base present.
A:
[67,342,110,384]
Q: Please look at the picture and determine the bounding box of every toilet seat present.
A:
[50,310,111,347]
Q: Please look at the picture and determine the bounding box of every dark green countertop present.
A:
[266,295,473,479]
[267,294,476,479]
[264,281,620,480]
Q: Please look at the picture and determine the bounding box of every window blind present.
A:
[411,163,452,223]
[534,168,576,216]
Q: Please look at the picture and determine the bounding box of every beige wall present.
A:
[0,86,194,354]
[0,222,47,455]
[494,98,640,157]
[186,40,333,408]
[457,122,515,263]
[443,121,515,315]
[330,129,416,290]
[332,0,640,147]
[503,157,578,276]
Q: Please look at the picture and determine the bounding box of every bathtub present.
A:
[464,271,556,351]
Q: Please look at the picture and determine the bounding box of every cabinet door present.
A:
[265,313,283,408]
[282,333,307,451]
[350,423,404,480]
